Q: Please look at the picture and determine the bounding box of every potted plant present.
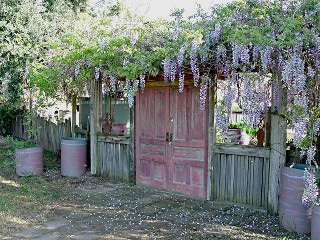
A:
[225,122,257,145]
[15,109,43,176]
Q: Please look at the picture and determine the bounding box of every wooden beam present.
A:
[268,79,287,215]
[212,145,270,158]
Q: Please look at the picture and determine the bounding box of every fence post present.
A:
[90,77,102,175]
[268,79,287,215]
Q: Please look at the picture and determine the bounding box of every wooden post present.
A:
[71,95,77,137]
[208,80,217,200]
[268,79,287,215]
[90,78,102,175]
[129,103,135,183]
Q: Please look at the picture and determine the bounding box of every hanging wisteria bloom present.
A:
[240,73,271,128]
[109,76,117,93]
[282,49,306,95]
[162,58,171,82]
[139,74,145,90]
[190,41,200,87]
[261,47,273,72]
[94,67,100,81]
[130,30,139,45]
[178,72,185,93]
[199,77,209,111]
[302,167,318,207]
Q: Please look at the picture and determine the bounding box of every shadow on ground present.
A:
[0,171,310,240]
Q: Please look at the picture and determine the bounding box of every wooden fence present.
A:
[212,145,270,208]
[97,136,134,182]
[12,115,72,153]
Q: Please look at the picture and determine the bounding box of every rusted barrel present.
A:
[279,164,311,233]
[15,147,44,176]
[61,138,88,177]
[312,205,320,240]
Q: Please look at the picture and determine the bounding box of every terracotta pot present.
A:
[112,123,127,136]
[279,164,311,234]
[61,138,88,177]
[224,128,242,144]
[15,147,44,176]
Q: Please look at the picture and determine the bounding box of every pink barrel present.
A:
[15,147,44,176]
[312,205,320,240]
[61,138,88,177]
[279,164,311,234]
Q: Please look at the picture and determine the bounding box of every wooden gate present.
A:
[136,86,208,198]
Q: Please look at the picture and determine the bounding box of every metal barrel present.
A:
[61,138,88,177]
[15,147,44,176]
[279,164,311,234]
[312,206,320,240]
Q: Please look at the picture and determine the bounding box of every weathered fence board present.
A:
[12,115,72,153]
[212,145,270,208]
[97,136,132,182]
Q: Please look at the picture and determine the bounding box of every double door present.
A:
[135,86,208,198]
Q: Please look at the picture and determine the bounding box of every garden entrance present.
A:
[136,86,208,198]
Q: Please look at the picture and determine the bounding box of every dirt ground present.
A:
[0,168,312,240]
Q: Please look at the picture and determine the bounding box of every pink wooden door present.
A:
[136,86,208,198]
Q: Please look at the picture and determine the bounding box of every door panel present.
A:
[136,88,169,190]
[136,86,208,198]
[169,86,207,198]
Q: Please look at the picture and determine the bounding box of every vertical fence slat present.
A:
[12,115,72,153]
[212,146,270,209]
[97,139,131,182]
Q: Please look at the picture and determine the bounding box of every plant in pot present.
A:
[15,109,44,176]
[225,122,257,145]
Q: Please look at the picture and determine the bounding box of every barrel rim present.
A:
[14,146,43,152]
[61,137,88,142]
[284,163,309,170]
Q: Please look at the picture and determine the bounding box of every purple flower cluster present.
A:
[241,74,270,128]
[178,72,185,93]
[74,62,80,79]
[94,67,100,81]
[139,74,145,90]
[130,31,139,46]
[190,41,200,86]
[302,168,318,208]
[261,47,273,72]
[208,24,221,44]
[232,43,250,69]
[282,52,306,94]
[199,78,209,111]
[109,76,117,93]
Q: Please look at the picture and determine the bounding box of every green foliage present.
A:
[228,122,258,136]
[0,0,77,132]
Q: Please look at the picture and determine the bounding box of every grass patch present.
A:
[0,137,64,237]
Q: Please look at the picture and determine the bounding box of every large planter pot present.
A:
[61,138,88,177]
[224,128,242,144]
[112,123,127,136]
[279,164,311,234]
[15,147,44,176]
[312,205,320,240]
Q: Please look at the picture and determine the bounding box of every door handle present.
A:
[165,132,173,144]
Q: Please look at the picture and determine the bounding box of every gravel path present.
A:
[2,172,311,239]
